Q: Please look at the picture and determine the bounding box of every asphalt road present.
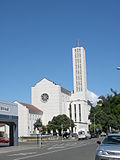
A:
[0,138,99,160]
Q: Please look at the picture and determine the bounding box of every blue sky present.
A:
[0,0,120,103]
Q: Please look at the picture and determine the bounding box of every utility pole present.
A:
[94,114,96,134]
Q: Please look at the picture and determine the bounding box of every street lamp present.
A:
[117,66,120,70]
[94,114,96,134]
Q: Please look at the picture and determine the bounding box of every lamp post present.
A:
[94,114,96,134]
[117,66,120,70]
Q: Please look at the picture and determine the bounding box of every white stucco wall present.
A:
[14,102,29,137]
[0,126,5,132]
[67,93,90,133]
[72,47,87,100]
[61,92,70,115]
[14,101,42,137]
[32,78,71,125]
[32,78,61,125]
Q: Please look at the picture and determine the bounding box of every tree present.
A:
[90,123,102,134]
[89,90,120,133]
[34,118,42,130]
[41,125,47,135]
[47,114,75,136]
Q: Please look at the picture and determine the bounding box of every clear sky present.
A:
[0,0,120,103]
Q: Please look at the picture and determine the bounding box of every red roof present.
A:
[19,102,43,113]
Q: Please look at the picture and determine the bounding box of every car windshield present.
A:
[103,135,120,145]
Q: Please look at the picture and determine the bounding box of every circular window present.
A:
[41,93,49,103]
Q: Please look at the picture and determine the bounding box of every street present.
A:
[0,138,99,160]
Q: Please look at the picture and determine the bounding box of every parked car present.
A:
[63,132,70,139]
[71,133,78,138]
[0,137,9,143]
[95,133,120,160]
[91,132,98,138]
[86,131,91,139]
[78,130,91,140]
[78,130,86,140]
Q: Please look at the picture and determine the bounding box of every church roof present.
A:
[61,87,71,96]
[19,102,43,113]
[33,77,71,95]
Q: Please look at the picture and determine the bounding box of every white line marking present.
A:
[48,142,78,150]
[48,145,65,150]
[8,152,36,157]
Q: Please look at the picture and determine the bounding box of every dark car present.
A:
[0,137,9,143]
[95,133,120,160]
[63,132,70,139]
[91,133,98,138]
[71,133,78,138]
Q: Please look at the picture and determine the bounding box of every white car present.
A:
[78,130,86,140]
[78,131,91,140]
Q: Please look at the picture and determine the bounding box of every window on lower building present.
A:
[69,104,72,119]
[79,104,81,121]
[74,104,76,121]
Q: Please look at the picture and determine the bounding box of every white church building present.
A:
[0,44,93,138]
[32,45,90,133]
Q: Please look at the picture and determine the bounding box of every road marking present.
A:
[13,141,96,160]
[48,143,66,150]
[8,152,36,157]
[48,142,78,150]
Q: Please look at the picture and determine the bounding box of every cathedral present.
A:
[0,44,91,138]
[31,45,90,133]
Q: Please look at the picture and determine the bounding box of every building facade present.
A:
[14,102,43,137]
[72,46,87,98]
[32,78,71,125]
[0,101,18,146]
[32,45,90,133]
[70,46,89,133]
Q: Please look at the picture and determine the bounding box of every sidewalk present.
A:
[0,144,40,154]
